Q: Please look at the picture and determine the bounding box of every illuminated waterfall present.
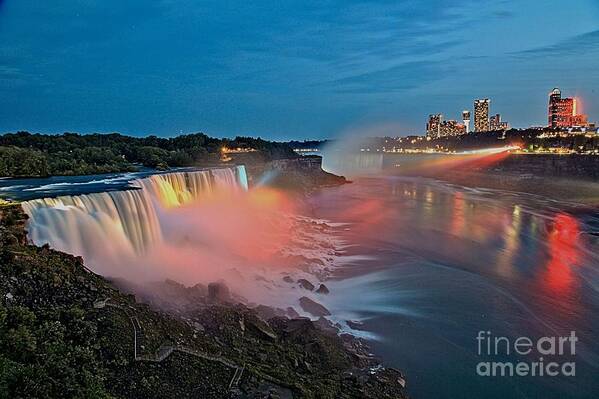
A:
[22,166,248,256]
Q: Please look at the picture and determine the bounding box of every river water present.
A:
[310,175,599,399]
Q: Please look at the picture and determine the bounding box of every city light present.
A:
[454,145,520,155]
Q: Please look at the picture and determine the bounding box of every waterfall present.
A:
[321,151,383,176]
[22,166,248,256]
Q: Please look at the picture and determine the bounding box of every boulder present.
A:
[254,304,286,320]
[207,281,231,303]
[314,316,338,335]
[315,284,330,295]
[286,306,300,319]
[297,279,315,291]
[299,296,331,317]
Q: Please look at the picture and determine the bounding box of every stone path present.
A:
[97,298,245,390]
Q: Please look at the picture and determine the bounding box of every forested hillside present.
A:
[0,132,297,177]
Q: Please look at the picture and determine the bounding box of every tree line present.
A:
[0,132,297,177]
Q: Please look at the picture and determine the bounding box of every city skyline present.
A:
[1,1,599,140]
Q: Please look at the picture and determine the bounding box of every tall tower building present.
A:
[426,114,443,138]
[462,110,471,133]
[474,99,490,132]
[547,88,586,128]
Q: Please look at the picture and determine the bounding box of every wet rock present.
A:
[347,320,366,331]
[315,284,329,295]
[207,281,231,303]
[190,282,207,297]
[282,275,294,284]
[254,304,283,320]
[314,316,338,335]
[286,306,300,319]
[299,296,331,317]
[297,279,315,291]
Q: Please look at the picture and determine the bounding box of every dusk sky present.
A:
[1,0,599,140]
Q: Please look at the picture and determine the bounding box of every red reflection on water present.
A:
[543,213,580,294]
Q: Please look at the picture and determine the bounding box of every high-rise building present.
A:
[548,88,572,128]
[462,110,471,133]
[474,99,490,132]
[427,114,443,138]
[439,120,466,136]
[548,88,588,128]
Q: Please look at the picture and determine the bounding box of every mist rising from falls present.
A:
[22,165,340,310]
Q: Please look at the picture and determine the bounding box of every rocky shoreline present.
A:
[0,202,409,398]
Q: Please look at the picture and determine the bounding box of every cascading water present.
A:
[23,166,248,256]
[21,163,342,317]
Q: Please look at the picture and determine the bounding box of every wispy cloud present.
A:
[321,60,454,94]
[512,29,599,58]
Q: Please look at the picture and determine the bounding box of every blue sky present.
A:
[1,0,598,140]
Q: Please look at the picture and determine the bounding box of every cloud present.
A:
[512,29,599,58]
[321,60,454,94]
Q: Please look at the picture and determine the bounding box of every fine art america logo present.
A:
[476,331,577,377]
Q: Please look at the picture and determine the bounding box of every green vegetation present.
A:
[0,206,407,398]
[0,132,297,177]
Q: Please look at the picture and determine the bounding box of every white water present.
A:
[23,167,247,256]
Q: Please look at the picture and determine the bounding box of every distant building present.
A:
[548,88,588,128]
[427,114,466,138]
[489,113,510,131]
[474,99,490,132]
[462,110,471,133]
[440,120,466,136]
[427,114,443,138]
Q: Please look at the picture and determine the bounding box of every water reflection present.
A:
[312,176,599,399]
[544,213,581,292]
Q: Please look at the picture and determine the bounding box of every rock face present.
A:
[299,296,331,317]
[207,281,230,303]
[243,156,347,193]
[297,278,315,291]
[315,284,330,294]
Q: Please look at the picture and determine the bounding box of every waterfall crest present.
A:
[22,166,248,255]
